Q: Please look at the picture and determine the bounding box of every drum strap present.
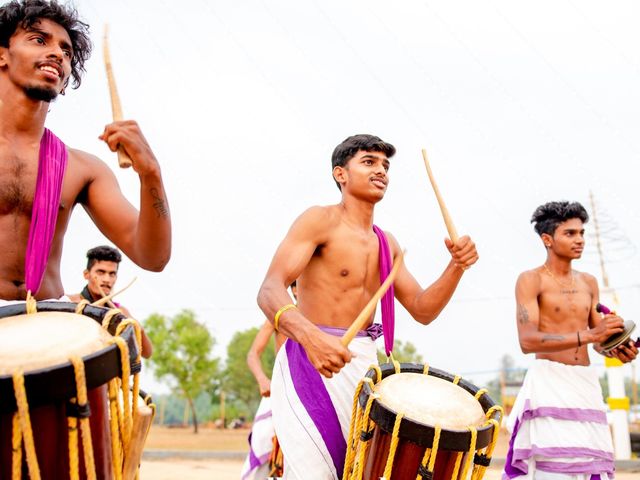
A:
[24,129,68,295]
[372,225,395,356]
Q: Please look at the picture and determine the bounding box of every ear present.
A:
[83,269,90,281]
[333,165,347,188]
[0,46,7,68]
[541,233,552,248]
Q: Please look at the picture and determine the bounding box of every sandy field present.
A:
[140,458,640,480]
[139,426,639,479]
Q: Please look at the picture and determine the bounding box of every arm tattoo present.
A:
[517,304,529,325]
[541,334,565,343]
[150,187,169,218]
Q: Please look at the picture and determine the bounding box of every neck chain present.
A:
[543,263,575,288]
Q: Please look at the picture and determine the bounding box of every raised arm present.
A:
[257,207,352,378]
[82,121,171,272]
[392,233,478,325]
[247,321,275,397]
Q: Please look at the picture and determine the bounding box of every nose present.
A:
[45,42,68,64]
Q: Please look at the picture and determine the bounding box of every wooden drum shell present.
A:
[0,302,140,480]
[355,363,502,480]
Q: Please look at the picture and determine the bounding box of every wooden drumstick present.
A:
[123,402,154,480]
[92,277,137,308]
[421,148,459,243]
[96,284,117,309]
[103,25,133,169]
[341,251,404,346]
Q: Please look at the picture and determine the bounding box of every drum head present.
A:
[0,301,139,414]
[359,363,502,451]
[600,320,636,353]
[375,373,486,430]
[0,311,113,375]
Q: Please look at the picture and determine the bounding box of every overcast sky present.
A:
[42,0,640,391]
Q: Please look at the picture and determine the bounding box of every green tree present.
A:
[223,327,276,415]
[377,339,425,365]
[144,310,219,433]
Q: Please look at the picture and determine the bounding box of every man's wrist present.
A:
[580,329,593,345]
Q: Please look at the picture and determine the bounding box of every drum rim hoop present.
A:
[359,362,502,451]
[0,301,140,414]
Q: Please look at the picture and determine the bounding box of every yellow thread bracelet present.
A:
[274,304,297,331]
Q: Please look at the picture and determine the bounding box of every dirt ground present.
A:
[140,426,639,479]
[140,458,640,480]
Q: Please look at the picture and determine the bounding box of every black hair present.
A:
[0,0,92,88]
[86,245,122,270]
[531,201,589,236]
[331,134,396,190]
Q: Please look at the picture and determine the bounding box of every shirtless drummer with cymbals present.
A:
[504,200,637,480]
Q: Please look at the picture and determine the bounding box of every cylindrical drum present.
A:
[343,362,503,480]
[0,301,140,480]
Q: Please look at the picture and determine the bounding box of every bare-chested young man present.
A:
[0,4,170,476]
[257,134,478,479]
[0,0,171,302]
[504,201,637,480]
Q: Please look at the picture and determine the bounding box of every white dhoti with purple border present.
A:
[270,325,381,480]
[503,359,614,480]
[241,396,275,480]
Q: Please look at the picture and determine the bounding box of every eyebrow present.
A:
[26,26,74,53]
[361,153,388,161]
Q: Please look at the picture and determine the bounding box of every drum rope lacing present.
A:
[342,363,504,480]
[8,296,153,480]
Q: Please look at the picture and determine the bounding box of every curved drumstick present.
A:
[103,25,133,169]
[421,149,458,243]
[341,251,404,347]
[92,277,137,308]
[97,284,117,309]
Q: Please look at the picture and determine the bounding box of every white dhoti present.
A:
[503,359,614,480]
[241,396,275,480]
[270,327,379,480]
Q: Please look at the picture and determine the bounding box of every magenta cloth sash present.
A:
[373,224,395,356]
[24,129,67,295]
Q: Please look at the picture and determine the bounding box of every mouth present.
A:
[370,177,387,189]
[37,62,63,81]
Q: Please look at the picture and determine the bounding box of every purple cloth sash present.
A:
[25,129,67,295]
[373,225,395,356]
[285,339,346,477]
[318,323,383,340]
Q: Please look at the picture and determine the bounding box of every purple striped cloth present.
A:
[373,225,395,356]
[25,129,67,295]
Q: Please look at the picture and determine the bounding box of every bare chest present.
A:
[311,227,382,289]
[0,145,80,217]
[0,150,38,215]
[538,283,592,328]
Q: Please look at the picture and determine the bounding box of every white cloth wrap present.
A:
[241,396,275,480]
[270,336,377,480]
[503,359,614,480]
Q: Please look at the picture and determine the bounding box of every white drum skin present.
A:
[374,372,486,430]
